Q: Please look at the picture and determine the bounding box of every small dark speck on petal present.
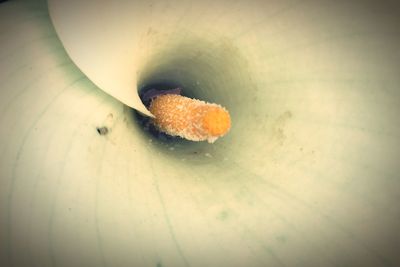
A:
[96,126,108,136]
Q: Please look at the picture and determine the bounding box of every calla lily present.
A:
[1,0,400,267]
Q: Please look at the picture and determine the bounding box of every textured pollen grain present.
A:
[149,94,231,143]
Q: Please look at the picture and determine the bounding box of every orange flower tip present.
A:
[202,108,231,137]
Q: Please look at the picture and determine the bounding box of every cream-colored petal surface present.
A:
[1,1,400,267]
